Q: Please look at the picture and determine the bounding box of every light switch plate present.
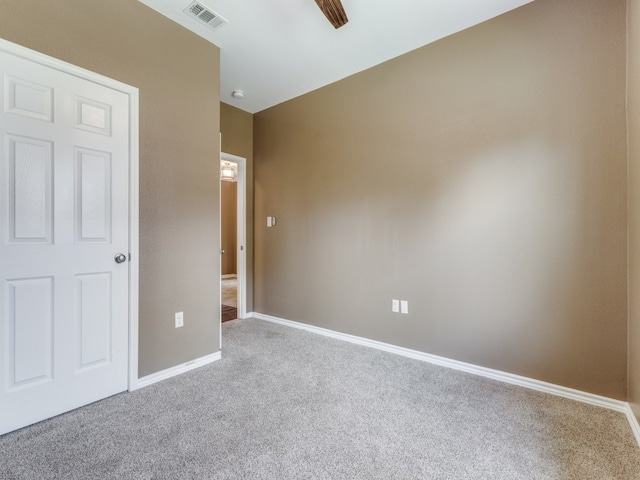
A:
[175,311,184,328]
[392,299,400,313]
[400,301,409,314]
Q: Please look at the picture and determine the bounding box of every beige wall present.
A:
[221,181,237,275]
[628,0,640,419]
[0,0,221,377]
[254,0,628,398]
[220,103,254,312]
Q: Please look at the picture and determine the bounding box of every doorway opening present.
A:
[220,152,247,325]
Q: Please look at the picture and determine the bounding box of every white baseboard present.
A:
[625,404,640,447]
[133,351,221,390]
[250,312,630,416]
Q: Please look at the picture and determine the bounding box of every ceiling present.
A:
[139,0,533,114]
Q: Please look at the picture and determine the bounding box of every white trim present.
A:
[0,39,141,395]
[221,151,247,320]
[251,312,630,415]
[218,134,223,351]
[136,352,221,389]
[625,404,640,446]
[127,73,140,392]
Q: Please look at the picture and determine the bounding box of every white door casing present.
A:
[0,40,139,435]
[220,152,247,320]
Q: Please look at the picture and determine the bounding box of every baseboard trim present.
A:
[625,404,640,447]
[250,312,628,415]
[133,351,221,390]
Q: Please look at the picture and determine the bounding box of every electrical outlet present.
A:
[400,301,409,314]
[392,299,400,313]
[175,311,184,328]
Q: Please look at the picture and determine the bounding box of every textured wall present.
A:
[0,0,221,377]
[628,0,640,418]
[254,0,628,398]
[220,103,254,312]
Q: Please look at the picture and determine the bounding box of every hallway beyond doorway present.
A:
[222,275,237,322]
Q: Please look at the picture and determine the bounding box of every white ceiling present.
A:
[139,0,533,114]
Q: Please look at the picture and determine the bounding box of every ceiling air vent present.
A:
[184,1,227,31]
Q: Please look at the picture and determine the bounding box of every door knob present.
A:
[114,253,127,264]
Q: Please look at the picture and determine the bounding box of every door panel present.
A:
[76,272,112,370]
[7,134,53,243]
[7,277,54,389]
[76,148,112,242]
[5,74,53,123]
[0,49,130,434]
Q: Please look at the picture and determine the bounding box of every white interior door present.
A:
[0,48,130,434]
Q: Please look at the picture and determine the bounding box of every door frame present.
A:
[0,39,140,391]
[220,151,247,320]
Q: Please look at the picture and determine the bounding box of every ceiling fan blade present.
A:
[314,0,349,29]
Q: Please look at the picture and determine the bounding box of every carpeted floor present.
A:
[1,317,640,479]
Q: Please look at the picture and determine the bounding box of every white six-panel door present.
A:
[0,48,131,434]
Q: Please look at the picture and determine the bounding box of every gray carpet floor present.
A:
[1,317,640,479]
